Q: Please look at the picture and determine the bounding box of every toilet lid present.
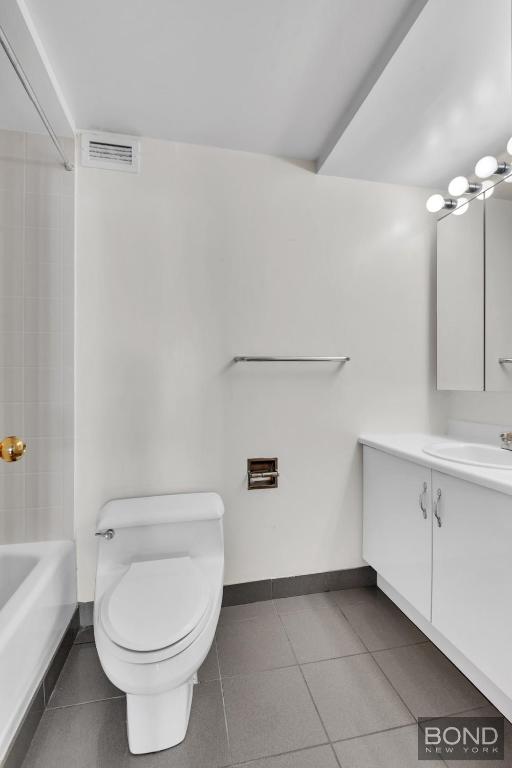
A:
[100,557,210,652]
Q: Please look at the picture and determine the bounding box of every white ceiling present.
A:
[6,0,512,188]
[0,0,72,135]
[0,44,42,133]
[320,0,512,188]
[20,0,420,159]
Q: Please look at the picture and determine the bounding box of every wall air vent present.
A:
[80,131,140,173]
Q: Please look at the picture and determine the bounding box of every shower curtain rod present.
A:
[0,24,73,171]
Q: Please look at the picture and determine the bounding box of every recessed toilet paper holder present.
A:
[247,458,279,490]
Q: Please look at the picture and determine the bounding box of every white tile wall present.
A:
[0,335,23,366]
[0,128,74,543]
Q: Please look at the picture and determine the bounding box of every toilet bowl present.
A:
[93,492,224,754]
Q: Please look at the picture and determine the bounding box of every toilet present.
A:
[93,492,224,755]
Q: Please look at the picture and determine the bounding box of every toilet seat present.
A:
[100,556,210,654]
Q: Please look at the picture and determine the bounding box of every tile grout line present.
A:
[369,649,420,725]
[272,591,445,759]
[333,597,373,653]
[370,642,490,728]
[229,742,334,767]
[329,742,343,768]
[21,131,26,543]
[332,723,450,768]
[273,598,333,753]
[216,636,234,766]
[332,720,425,744]
[334,594,443,730]
[219,654,379,681]
[46,694,126,712]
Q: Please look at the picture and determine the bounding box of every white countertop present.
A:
[359,431,512,497]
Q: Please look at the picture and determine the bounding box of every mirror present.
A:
[485,191,512,390]
[437,181,512,391]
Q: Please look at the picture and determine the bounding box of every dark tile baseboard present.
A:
[222,566,376,606]
[78,601,93,628]
[3,608,79,768]
[76,567,377,624]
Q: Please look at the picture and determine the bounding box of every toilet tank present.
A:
[98,492,223,531]
[95,492,224,573]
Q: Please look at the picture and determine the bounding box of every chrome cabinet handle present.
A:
[418,482,428,519]
[433,489,442,527]
[95,528,115,540]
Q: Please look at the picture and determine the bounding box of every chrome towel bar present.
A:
[233,356,350,363]
[499,358,512,364]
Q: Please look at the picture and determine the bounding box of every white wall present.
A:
[447,392,512,428]
[76,138,445,601]
[0,129,74,543]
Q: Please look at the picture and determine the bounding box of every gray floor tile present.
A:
[222,666,326,763]
[332,586,387,609]
[373,643,486,718]
[341,595,426,651]
[232,744,339,768]
[281,605,365,663]
[273,592,338,615]
[24,681,230,768]
[302,654,414,741]
[219,600,276,624]
[198,641,220,682]
[47,644,122,708]
[333,724,444,767]
[217,614,296,677]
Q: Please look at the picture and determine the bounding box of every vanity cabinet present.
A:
[363,447,432,620]
[431,471,512,700]
[363,446,512,708]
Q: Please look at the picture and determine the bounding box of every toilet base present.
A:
[126,678,196,754]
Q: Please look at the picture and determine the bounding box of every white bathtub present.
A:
[0,540,76,762]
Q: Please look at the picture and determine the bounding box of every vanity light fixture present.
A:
[476,180,495,200]
[452,197,469,215]
[425,194,457,213]
[427,141,512,214]
[475,155,511,179]
[447,176,481,197]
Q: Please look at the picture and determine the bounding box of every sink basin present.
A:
[423,441,512,469]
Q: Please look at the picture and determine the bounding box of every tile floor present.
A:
[22,587,510,767]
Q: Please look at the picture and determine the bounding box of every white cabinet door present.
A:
[363,447,432,619]
[432,471,512,698]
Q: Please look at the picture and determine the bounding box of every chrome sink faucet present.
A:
[500,432,512,451]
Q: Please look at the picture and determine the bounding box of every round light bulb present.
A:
[476,180,494,200]
[475,155,498,178]
[453,197,469,216]
[507,137,512,155]
[448,176,469,196]
[426,194,446,213]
